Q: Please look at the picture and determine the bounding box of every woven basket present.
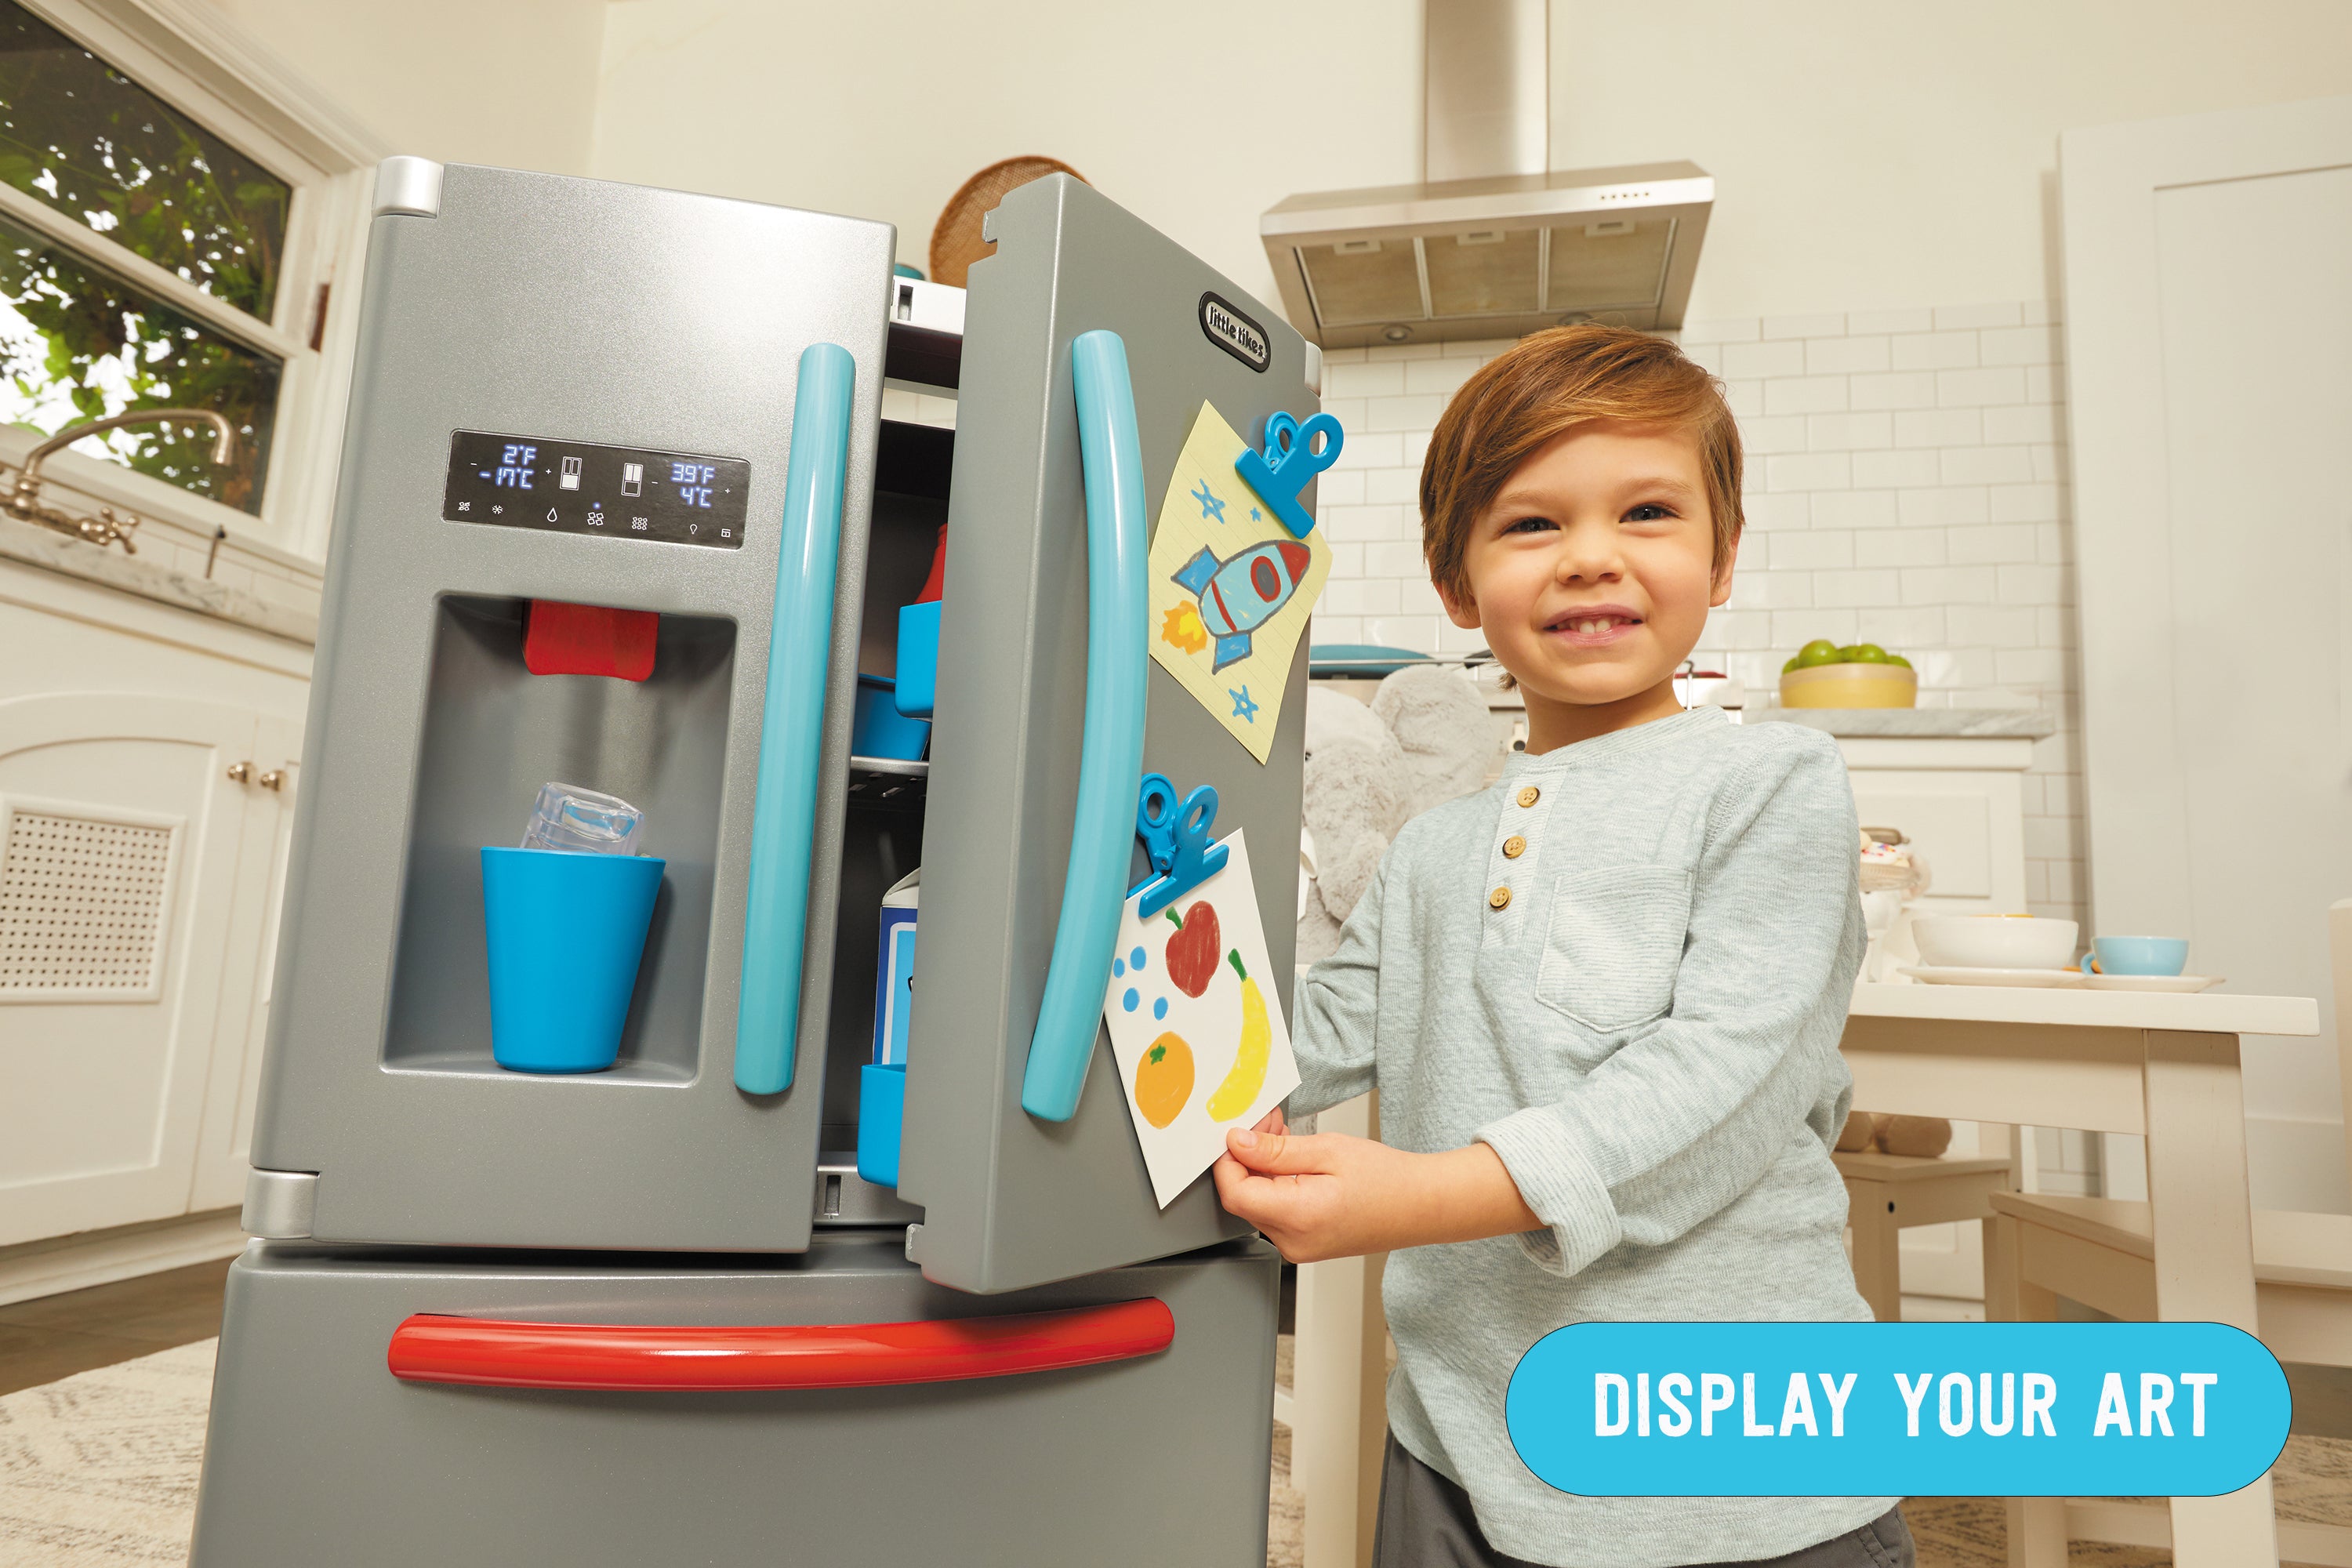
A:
[930,156,1087,287]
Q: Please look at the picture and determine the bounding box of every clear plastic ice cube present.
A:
[521,782,644,855]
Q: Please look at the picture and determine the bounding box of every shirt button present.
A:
[1489,886,1512,910]
[1502,835,1526,858]
[1517,786,1541,808]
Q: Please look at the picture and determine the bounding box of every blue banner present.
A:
[1504,1322,2289,1497]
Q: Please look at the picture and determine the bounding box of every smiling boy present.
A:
[1214,327,1911,1567]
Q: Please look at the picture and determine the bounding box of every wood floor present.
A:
[0,1258,230,1396]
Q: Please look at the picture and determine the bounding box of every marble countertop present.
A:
[1745,707,2056,739]
[0,513,316,644]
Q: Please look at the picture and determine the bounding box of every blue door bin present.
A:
[857,1062,906,1188]
[894,600,942,718]
[481,846,666,1073]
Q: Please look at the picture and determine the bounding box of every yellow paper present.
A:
[1148,402,1331,762]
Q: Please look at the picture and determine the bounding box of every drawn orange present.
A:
[1134,1032,1195,1129]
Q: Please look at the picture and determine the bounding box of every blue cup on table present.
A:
[481,845,666,1072]
[2078,935,2190,976]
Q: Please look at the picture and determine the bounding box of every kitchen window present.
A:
[0,0,383,560]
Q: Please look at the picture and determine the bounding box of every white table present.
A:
[1842,982,2320,1568]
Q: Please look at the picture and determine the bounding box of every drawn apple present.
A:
[1163,900,1223,998]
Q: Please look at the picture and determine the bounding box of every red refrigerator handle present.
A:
[386,1298,1174,1391]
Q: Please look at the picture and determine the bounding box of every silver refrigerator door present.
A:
[898,176,1316,1294]
[249,164,894,1252]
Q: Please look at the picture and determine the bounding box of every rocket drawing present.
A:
[1172,539,1312,671]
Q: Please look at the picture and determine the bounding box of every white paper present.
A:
[1102,829,1301,1207]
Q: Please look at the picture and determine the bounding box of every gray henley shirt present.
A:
[1288,705,1897,1567]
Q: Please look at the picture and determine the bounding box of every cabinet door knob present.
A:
[258,769,285,792]
[227,760,252,783]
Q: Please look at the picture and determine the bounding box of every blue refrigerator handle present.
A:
[1021,330,1149,1122]
[735,342,855,1094]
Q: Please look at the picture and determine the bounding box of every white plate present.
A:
[2084,973,2223,993]
[1899,965,2086,988]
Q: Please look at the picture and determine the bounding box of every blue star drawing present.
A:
[1190,480,1227,524]
[1250,506,1262,523]
[1229,685,1259,724]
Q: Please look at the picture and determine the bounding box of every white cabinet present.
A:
[0,557,309,1246]
[1835,735,2035,913]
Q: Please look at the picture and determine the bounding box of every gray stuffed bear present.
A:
[1297,666,1501,964]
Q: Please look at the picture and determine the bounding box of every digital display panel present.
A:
[442,430,750,549]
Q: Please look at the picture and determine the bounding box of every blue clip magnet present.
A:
[1234,411,1343,539]
[1134,773,1229,919]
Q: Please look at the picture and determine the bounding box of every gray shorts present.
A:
[1370,1435,1915,1568]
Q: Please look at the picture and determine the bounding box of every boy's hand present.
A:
[1211,1127,1540,1264]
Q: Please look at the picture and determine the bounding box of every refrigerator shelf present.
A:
[848,754,927,806]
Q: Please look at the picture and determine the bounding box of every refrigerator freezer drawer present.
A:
[191,1235,1280,1568]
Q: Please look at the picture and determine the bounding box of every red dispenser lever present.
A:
[385,1298,1174,1390]
[523,600,659,681]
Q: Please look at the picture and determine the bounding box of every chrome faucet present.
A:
[4,408,239,554]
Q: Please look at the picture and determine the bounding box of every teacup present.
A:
[2077,936,2190,977]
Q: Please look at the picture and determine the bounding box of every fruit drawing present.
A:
[1163,899,1222,998]
[1204,949,1271,1121]
[1134,1033,1194,1129]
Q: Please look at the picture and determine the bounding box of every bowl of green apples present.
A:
[1778,641,1918,708]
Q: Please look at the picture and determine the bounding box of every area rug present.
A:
[2,1334,2344,1568]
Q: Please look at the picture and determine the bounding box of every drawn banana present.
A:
[1205,948,1271,1122]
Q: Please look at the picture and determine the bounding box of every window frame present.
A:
[2,0,387,566]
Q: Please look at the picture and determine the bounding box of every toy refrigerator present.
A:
[187,161,1321,1566]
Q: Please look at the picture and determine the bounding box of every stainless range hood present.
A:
[1261,0,1711,348]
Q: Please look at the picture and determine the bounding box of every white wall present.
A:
[589,0,1420,311]
[203,0,606,175]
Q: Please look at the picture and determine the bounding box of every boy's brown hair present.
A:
[1419,324,1744,603]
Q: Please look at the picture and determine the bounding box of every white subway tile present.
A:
[1770,530,1857,570]
[1805,336,1891,376]
[1766,452,1851,492]
[1325,360,1403,398]
[1681,318,1762,345]
[1981,405,2062,445]
[1849,371,1940,411]
[1895,408,1982,448]
[2036,604,2078,650]
[2031,445,2069,485]
[1813,568,1901,607]
[1902,564,1997,604]
[1851,449,1940,488]
[1326,541,1365,577]
[1365,467,1417,505]
[2001,648,2068,690]
[1742,492,1810,531]
[1359,615,1443,649]
[1363,394,1446,432]
[1806,412,1893,451]
[1725,340,1807,379]
[2045,859,2084,904]
[1846,307,1935,335]
[1703,608,1777,651]
[2022,862,2051,903]
[1321,346,1369,365]
[1403,357,1479,396]
[1764,311,1847,340]
[1336,431,1403,470]
[1773,608,1856,647]
[1891,332,1980,371]
[1319,397,1369,436]
[1316,505,1384,544]
[1936,366,2029,408]
[1729,571,1813,610]
[1809,490,1900,529]
[1722,379,1765,417]
[2021,301,2063,327]
[1857,605,1945,647]
[2025,364,2065,405]
[1898,486,1990,527]
[1313,614,1365,642]
[1934,303,2024,330]
[1443,336,1519,359]
[1765,376,1849,416]
[1996,563,2071,605]
[1946,524,2042,564]
[1323,578,1402,615]
[1987,483,2063,523]
[2036,523,2072,564]
[1855,528,1946,568]
[1363,541,1425,577]
[1396,577,1451,619]
[1432,619,1490,654]
[1318,469,1366,506]
[2031,730,2080,772]
[1947,604,2041,647]
[1940,445,2034,485]
[1979,325,2062,366]
[1740,415,1810,455]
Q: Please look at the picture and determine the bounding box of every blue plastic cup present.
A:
[858,1062,906,1188]
[2081,935,2190,977]
[481,846,666,1073]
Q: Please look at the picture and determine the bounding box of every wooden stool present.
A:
[1834,1149,2015,1321]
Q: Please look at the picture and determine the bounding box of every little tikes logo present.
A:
[1200,292,1269,372]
